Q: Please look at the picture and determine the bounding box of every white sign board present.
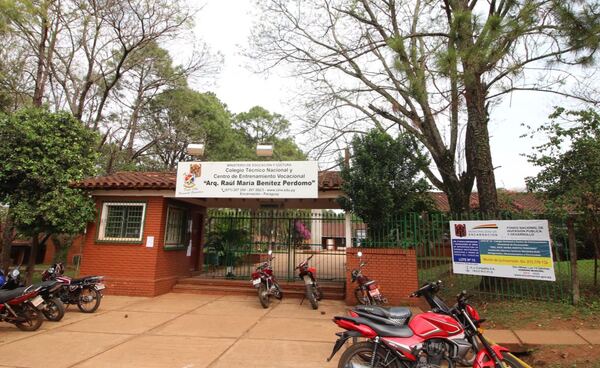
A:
[449,220,556,281]
[175,161,319,199]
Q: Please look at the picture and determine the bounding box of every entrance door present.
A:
[189,213,204,272]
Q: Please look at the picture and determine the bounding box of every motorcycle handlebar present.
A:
[409,280,442,297]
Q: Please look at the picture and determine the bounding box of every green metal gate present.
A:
[202,210,347,282]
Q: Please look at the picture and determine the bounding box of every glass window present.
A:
[98,203,146,242]
[165,206,188,248]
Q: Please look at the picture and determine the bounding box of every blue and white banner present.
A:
[449,220,556,281]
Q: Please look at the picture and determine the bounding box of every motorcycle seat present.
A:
[335,315,414,338]
[0,287,28,304]
[354,305,412,323]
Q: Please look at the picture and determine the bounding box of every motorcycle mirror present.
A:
[357,251,363,258]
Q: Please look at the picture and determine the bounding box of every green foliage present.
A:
[526,108,600,260]
[338,129,433,235]
[526,108,600,215]
[233,106,306,160]
[0,108,99,235]
[141,90,306,169]
[141,87,253,169]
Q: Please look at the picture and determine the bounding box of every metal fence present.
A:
[201,209,598,302]
[202,210,348,282]
[354,211,599,302]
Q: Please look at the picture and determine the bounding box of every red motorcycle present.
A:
[296,254,323,309]
[0,284,45,331]
[251,250,283,308]
[328,281,522,368]
[351,251,387,305]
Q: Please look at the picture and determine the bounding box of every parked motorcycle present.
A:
[251,250,283,308]
[0,283,45,331]
[327,280,522,368]
[351,251,388,305]
[0,268,65,322]
[42,263,105,313]
[296,254,323,309]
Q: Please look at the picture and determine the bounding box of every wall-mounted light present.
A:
[256,144,273,157]
[187,143,205,157]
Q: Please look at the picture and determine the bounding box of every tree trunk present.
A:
[464,78,498,214]
[567,217,580,305]
[26,234,40,285]
[32,3,50,107]
[1,214,15,274]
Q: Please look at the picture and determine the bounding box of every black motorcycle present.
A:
[0,268,65,322]
[42,263,105,313]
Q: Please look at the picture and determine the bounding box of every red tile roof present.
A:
[73,171,344,191]
[73,171,177,190]
[429,191,546,213]
[73,171,546,213]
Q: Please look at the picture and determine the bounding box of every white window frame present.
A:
[98,202,147,242]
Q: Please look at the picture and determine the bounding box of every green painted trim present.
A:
[95,200,149,244]
[163,245,187,251]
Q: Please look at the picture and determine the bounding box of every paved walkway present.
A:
[0,293,599,367]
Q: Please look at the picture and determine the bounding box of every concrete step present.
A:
[173,278,346,300]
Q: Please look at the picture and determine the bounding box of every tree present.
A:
[233,106,306,160]
[0,108,98,282]
[250,0,600,213]
[338,129,432,237]
[526,108,600,299]
[139,88,253,170]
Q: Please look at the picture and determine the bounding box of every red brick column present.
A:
[346,248,419,306]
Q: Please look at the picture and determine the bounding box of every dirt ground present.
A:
[474,299,600,330]
[518,345,600,367]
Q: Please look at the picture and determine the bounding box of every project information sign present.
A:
[175,161,319,198]
[449,220,556,281]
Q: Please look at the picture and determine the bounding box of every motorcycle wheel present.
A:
[337,341,400,368]
[273,282,283,300]
[306,284,318,309]
[16,304,44,331]
[354,288,370,305]
[77,287,102,313]
[43,297,65,322]
[315,285,323,301]
[258,283,270,308]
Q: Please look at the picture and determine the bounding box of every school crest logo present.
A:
[454,224,467,238]
[183,163,202,190]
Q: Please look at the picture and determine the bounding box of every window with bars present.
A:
[98,202,146,242]
[165,206,188,248]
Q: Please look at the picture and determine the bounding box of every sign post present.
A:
[449,220,556,281]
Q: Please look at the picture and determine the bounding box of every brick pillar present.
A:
[346,248,419,306]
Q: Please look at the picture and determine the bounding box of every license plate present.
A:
[31,295,44,307]
[252,278,261,286]
[95,283,106,291]
[368,288,381,297]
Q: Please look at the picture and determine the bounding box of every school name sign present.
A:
[175,161,319,198]
[449,220,556,281]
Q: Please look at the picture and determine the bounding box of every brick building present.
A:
[72,170,545,301]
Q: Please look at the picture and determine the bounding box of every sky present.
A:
[186,0,584,191]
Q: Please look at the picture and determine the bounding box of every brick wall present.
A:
[154,201,206,295]
[43,235,85,265]
[79,196,206,296]
[345,248,420,306]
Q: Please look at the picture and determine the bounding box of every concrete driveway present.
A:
[0,293,350,368]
